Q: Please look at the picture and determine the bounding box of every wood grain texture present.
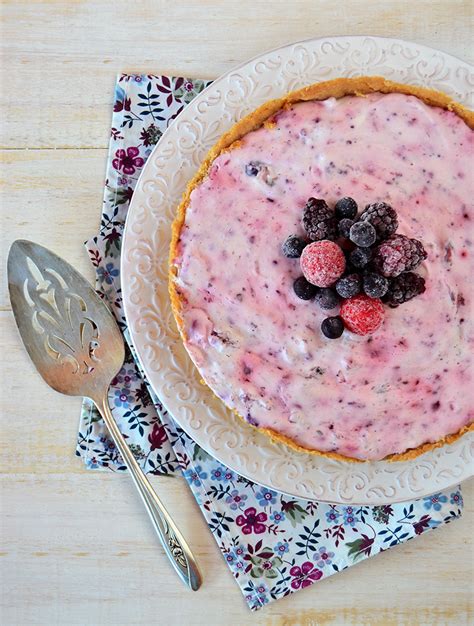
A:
[0,1,473,149]
[1,1,473,624]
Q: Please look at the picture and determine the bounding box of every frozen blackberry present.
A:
[315,288,340,310]
[282,235,307,258]
[373,234,427,277]
[360,202,398,241]
[363,272,389,299]
[321,316,345,339]
[383,272,426,307]
[349,221,376,247]
[338,218,354,239]
[293,276,318,300]
[302,198,337,241]
[335,197,358,220]
[350,246,372,268]
[335,273,361,298]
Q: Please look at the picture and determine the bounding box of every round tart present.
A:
[169,76,474,462]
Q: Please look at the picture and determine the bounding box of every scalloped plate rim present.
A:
[121,35,473,504]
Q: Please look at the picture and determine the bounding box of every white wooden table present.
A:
[1,2,473,624]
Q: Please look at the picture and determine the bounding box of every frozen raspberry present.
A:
[383,272,426,307]
[340,294,385,335]
[302,198,337,241]
[373,235,427,277]
[360,202,398,241]
[300,240,346,287]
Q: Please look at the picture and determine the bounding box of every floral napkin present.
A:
[77,74,464,611]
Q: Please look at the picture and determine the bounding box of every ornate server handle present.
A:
[96,393,202,591]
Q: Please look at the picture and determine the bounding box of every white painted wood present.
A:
[1,1,473,149]
[1,1,473,624]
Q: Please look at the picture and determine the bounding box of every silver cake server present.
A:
[7,240,201,591]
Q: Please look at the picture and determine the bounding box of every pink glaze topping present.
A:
[173,93,474,460]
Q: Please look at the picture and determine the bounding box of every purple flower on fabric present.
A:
[210,467,224,481]
[183,465,208,486]
[450,491,463,507]
[289,562,323,589]
[112,147,144,175]
[134,75,143,82]
[232,545,245,558]
[86,457,100,469]
[423,493,448,511]
[97,262,119,285]
[269,510,286,524]
[225,489,247,511]
[122,368,138,386]
[325,508,340,524]
[184,81,194,91]
[236,507,267,535]
[255,487,277,507]
[227,545,245,566]
[342,506,359,527]
[225,552,237,565]
[314,546,335,568]
[114,387,132,408]
[274,541,290,554]
[222,469,235,482]
[99,437,116,453]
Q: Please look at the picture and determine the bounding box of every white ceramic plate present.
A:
[122,36,473,504]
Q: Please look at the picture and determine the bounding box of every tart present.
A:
[169,76,474,462]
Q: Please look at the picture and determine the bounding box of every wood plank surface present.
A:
[1,1,473,624]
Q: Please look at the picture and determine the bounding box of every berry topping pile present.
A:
[282,197,427,338]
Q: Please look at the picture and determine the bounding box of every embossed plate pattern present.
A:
[122,36,474,503]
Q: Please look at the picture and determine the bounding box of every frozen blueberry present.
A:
[293,276,317,300]
[335,273,361,298]
[245,161,261,176]
[335,197,358,220]
[363,272,389,298]
[321,316,345,339]
[282,235,307,258]
[315,288,340,310]
[338,218,354,239]
[350,246,373,268]
[349,221,377,247]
